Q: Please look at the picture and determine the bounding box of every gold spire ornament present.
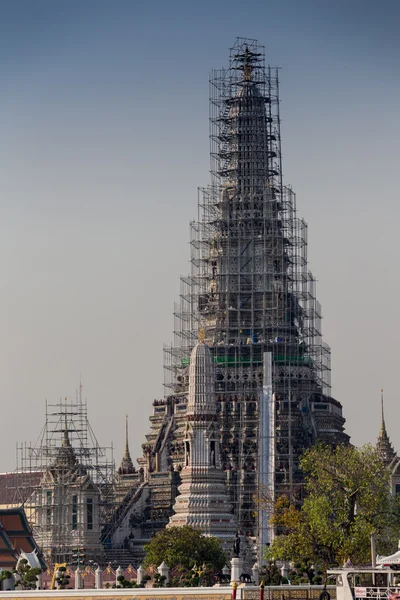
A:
[118,415,134,474]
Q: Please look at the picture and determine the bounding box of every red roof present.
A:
[0,508,46,570]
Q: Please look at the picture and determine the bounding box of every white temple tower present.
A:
[34,416,102,561]
[168,341,237,543]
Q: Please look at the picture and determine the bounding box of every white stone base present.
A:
[231,557,243,582]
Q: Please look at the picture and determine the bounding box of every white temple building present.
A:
[33,417,103,561]
[168,341,237,544]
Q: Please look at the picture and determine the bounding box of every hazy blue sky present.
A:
[1,0,400,471]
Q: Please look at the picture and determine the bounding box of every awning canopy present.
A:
[377,550,400,565]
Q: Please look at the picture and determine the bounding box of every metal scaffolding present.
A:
[163,37,347,545]
[9,392,115,566]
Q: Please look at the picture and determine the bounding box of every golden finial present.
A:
[198,327,205,343]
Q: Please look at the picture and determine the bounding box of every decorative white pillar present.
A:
[95,567,102,589]
[75,568,82,590]
[36,572,42,590]
[252,563,259,586]
[281,564,288,579]
[157,561,169,584]
[231,557,243,583]
[115,566,123,586]
[137,565,145,585]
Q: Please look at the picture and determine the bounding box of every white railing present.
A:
[354,587,400,600]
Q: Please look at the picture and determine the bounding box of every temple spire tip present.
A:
[118,414,134,475]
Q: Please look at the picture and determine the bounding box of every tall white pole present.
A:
[258,352,275,565]
[371,533,376,567]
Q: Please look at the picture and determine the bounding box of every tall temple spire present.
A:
[380,388,386,433]
[187,342,216,418]
[118,415,135,475]
[62,413,71,448]
[376,389,396,465]
[55,410,77,468]
[169,342,236,543]
[132,38,348,555]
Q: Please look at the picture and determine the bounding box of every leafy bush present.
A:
[13,559,42,590]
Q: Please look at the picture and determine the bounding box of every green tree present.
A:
[114,574,146,589]
[285,561,323,585]
[260,562,286,585]
[0,570,14,589]
[143,526,226,572]
[269,443,400,567]
[54,566,70,590]
[13,559,42,590]
[153,573,167,588]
